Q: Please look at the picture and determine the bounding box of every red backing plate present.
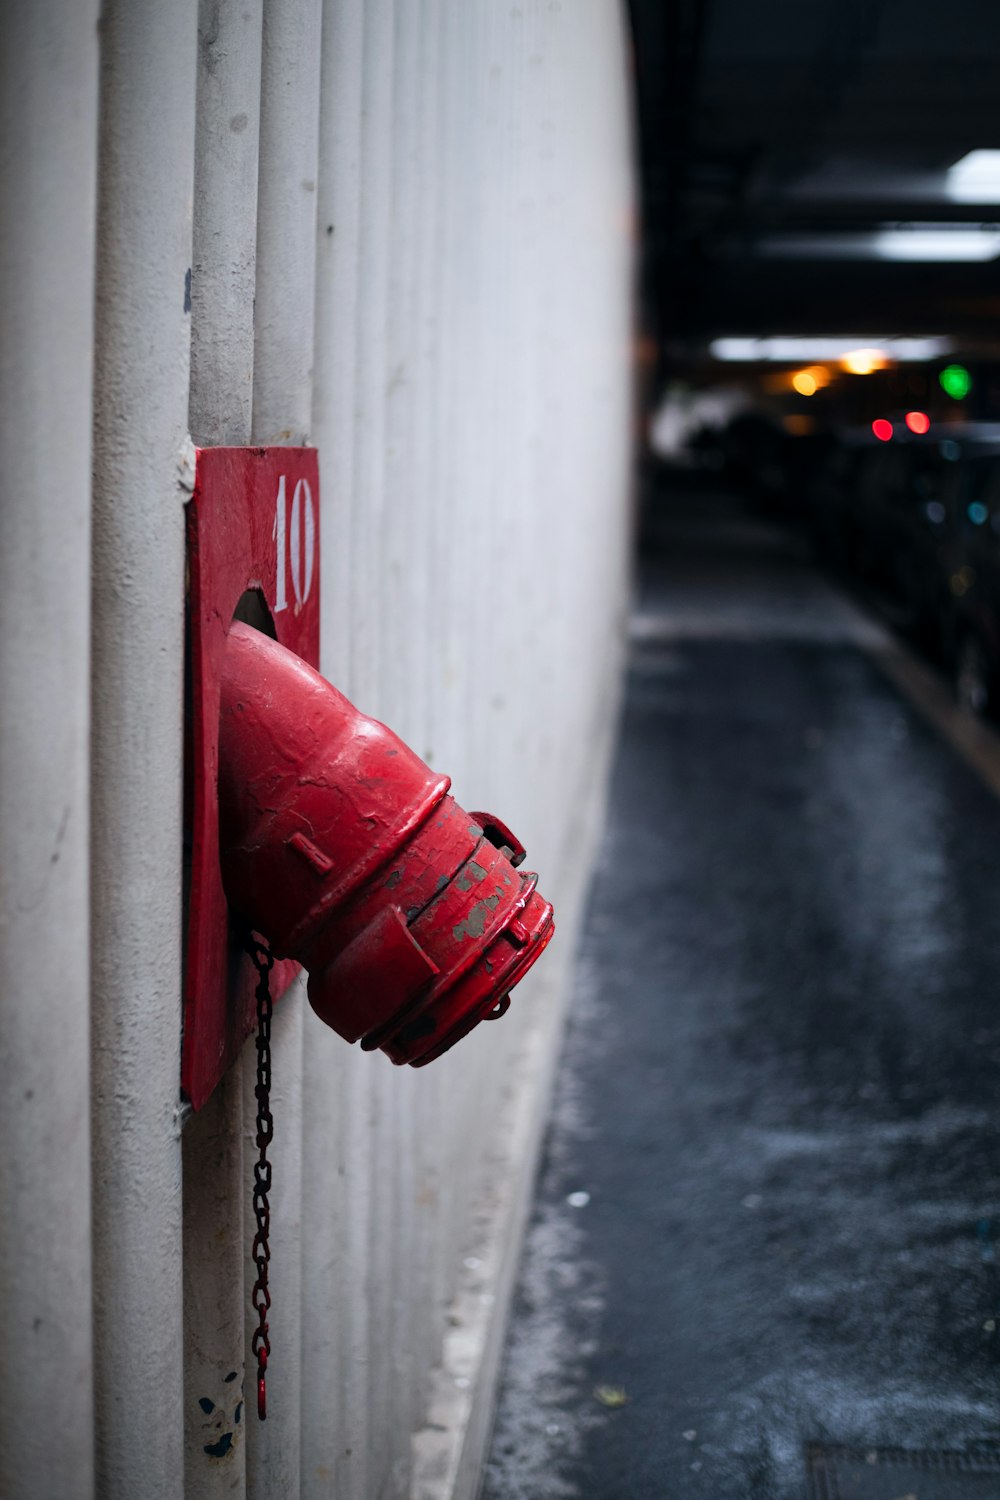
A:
[183,447,320,1110]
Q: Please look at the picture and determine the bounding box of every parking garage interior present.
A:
[12,7,1000,1498]
[485,5,1000,1498]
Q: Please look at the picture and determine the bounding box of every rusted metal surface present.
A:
[218,622,555,1067]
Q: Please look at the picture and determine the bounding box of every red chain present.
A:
[245,935,275,1420]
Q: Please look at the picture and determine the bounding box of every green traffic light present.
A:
[940,364,972,400]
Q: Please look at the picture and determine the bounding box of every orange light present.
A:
[872,419,893,442]
[790,365,830,396]
[904,410,930,434]
[843,348,889,375]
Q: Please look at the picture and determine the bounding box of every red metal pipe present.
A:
[218,623,554,1064]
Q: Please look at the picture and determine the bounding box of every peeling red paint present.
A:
[218,624,554,1068]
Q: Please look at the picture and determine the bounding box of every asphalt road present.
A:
[482,491,1000,1500]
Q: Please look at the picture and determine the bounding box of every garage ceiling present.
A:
[628,0,1000,350]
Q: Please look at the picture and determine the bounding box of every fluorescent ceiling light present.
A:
[946,150,1000,203]
[755,225,1000,262]
[873,226,1000,260]
[709,337,951,364]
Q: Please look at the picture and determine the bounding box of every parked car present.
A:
[723,412,835,519]
[932,436,1000,713]
[807,422,1000,715]
[808,423,954,631]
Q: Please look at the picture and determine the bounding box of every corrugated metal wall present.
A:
[0,2,633,1496]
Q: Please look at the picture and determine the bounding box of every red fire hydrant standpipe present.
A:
[186,449,553,1424]
[218,622,555,1066]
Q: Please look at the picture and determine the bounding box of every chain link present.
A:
[244,932,275,1421]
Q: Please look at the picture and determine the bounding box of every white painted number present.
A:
[273,474,315,613]
[290,478,315,607]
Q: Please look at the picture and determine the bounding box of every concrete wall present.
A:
[0,2,633,1496]
[0,4,99,1495]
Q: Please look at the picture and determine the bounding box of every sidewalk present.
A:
[482,491,1000,1500]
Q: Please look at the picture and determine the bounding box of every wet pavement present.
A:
[482,491,1000,1499]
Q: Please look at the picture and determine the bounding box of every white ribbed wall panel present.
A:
[2,3,633,1497]
[183,8,262,1496]
[89,3,197,1497]
[0,5,99,1496]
